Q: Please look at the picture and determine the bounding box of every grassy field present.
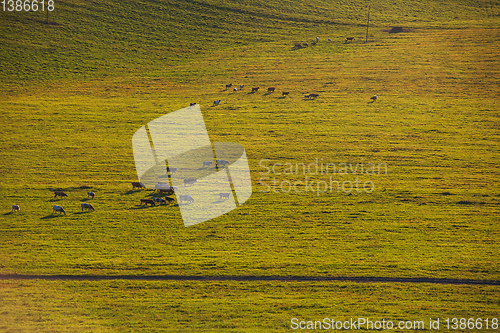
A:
[1,0,499,331]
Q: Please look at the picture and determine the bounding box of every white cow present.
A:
[219,193,230,200]
[12,204,20,212]
[81,203,95,212]
[53,205,66,215]
[179,194,194,203]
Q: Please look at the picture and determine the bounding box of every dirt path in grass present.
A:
[0,274,498,285]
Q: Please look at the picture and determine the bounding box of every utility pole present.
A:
[366,6,371,43]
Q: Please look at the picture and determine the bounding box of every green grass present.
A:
[1,280,499,332]
[1,0,499,331]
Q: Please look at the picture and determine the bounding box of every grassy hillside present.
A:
[1,0,499,331]
[1,0,498,83]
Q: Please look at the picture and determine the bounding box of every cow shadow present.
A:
[130,205,154,210]
[41,214,62,219]
[213,199,231,204]
[124,190,141,195]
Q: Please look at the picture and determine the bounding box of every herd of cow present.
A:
[10,190,97,216]
[208,84,319,106]
[294,36,355,49]
[208,36,360,104]
[10,159,234,216]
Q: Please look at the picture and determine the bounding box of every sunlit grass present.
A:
[0,0,499,331]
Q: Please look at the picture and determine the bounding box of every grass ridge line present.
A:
[1,274,498,285]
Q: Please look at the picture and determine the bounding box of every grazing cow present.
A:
[239,85,244,89]
[155,183,175,194]
[164,196,175,204]
[140,199,155,207]
[213,100,221,106]
[52,205,66,215]
[219,192,230,200]
[304,94,311,99]
[184,178,197,186]
[311,42,317,46]
[252,87,259,92]
[225,83,232,89]
[155,182,170,191]
[132,182,145,190]
[54,191,68,199]
[309,93,319,98]
[153,197,166,204]
[216,159,230,167]
[87,191,95,199]
[157,188,175,195]
[302,42,308,47]
[345,37,355,43]
[370,95,378,102]
[190,102,197,106]
[12,204,20,212]
[81,203,95,212]
[267,87,275,93]
[282,91,290,96]
[179,194,194,204]
[203,161,213,167]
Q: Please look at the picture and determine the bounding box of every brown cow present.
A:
[140,199,155,207]
[252,87,259,92]
[54,191,68,198]
[345,37,355,43]
[267,87,275,93]
[282,91,290,96]
[132,182,145,189]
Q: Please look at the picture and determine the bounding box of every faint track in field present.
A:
[0,274,499,286]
